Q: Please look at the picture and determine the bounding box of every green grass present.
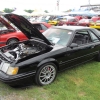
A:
[0,61,100,100]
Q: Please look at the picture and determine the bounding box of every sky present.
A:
[0,0,100,11]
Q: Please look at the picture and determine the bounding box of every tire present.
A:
[35,63,57,86]
[96,52,100,62]
[7,38,19,45]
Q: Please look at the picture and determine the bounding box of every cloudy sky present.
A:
[0,0,100,11]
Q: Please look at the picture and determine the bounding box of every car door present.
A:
[60,29,100,70]
[69,19,78,26]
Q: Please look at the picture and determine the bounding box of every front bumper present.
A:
[0,71,36,86]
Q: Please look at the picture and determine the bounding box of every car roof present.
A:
[51,26,92,31]
[31,22,46,24]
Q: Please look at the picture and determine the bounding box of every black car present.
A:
[0,14,100,87]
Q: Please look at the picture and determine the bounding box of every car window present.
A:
[40,24,47,30]
[72,30,91,45]
[32,24,42,30]
[73,19,77,22]
[69,19,77,22]
[0,22,7,30]
[43,28,72,46]
[89,30,99,42]
[69,19,74,22]
[79,19,85,23]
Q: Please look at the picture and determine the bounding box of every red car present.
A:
[78,19,93,27]
[58,16,79,26]
[0,16,28,47]
[31,22,52,33]
[91,16,100,22]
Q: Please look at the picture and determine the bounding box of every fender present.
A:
[37,58,59,68]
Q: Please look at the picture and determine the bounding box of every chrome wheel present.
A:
[35,63,57,86]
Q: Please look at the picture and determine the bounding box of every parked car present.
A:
[31,22,52,33]
[0,16,28,47]
[91,16,100,22]
[90,20,100,30]
[0,14,100,87]
[47,17,62,26]
[58,16,79,26]
[75,16,83,20]
[78,19,93,27]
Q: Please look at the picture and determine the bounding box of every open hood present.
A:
[0,16,16,31]
[4,14,51,45]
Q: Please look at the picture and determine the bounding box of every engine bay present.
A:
[1,40,51,61]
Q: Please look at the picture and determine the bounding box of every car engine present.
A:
[3,43,37,60]
[1,40,49,61]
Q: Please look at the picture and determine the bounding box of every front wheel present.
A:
[35,63,57,86]
[7,38,19,45]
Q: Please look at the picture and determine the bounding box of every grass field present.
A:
[0,61,100,100]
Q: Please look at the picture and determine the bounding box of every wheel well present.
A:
[52,61,59,71]
[6,38,19,45]
[37,61,59,71]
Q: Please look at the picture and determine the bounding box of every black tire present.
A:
[96,52,100,62]
[7,38,19,45]
[35,63,57,86]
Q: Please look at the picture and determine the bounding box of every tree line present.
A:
[3,8,49,13]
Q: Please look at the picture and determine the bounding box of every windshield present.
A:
[43,28,72,46]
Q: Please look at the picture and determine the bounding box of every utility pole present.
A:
[57,0,59,11]
[88,0,91,10]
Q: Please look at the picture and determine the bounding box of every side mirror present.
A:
[70,43,78,48]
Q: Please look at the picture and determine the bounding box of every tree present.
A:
[44,10,49,13]
[65,9,72,12]
[24,10,34,13]
[3,8,14,13]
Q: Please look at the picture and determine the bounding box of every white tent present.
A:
[30,11,47,16]
[12,9,30,16]
[46,11,67,16]
[68,11,97,16]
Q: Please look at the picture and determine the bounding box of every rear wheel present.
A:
[7,38,19,45]
[35,63,57,86]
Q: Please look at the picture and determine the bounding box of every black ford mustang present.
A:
[0,14,100,87]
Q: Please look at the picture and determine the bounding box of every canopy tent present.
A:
[46,11,67,16]
[12,9,30,16]
[30,11,47,16]
[0,11,5,15]
[68,11,97,16]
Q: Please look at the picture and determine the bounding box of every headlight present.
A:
[7,67,18,75]
[1,62,18,75]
